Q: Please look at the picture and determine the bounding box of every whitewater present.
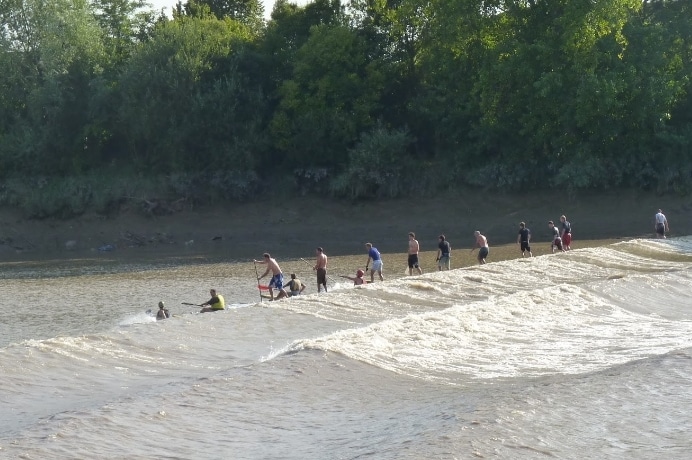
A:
[1,237,691,459]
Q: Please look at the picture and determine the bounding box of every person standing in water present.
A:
[254,253,288,300]
[436,235,451,271]
[654,209,669,239]
[471,231,489,264]
[407,232,423,275]
[548,221,564,253]
[517,222,532,257]
[560,215,572,250]
[365,243,384,282]
[313,247,328,293]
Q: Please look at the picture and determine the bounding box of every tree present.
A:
[90,0,159,66]
[0,0,108,176]
[270,23,384,170]
[472,0,645,188]
[116,14,260,173]
[182,0,264,31]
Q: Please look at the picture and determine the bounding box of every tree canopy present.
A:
[1,0,691,215]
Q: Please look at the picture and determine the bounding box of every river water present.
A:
[1,238,691,459]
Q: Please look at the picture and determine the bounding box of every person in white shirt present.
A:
[654,209,669,239]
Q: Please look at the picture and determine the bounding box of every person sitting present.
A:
[340,269,367,286]
[200,289,225,313]
[282,274,306,298]
[156,301,171,320]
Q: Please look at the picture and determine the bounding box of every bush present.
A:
[330,125,413,199]
[0,171,258,218]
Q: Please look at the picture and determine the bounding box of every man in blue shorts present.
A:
[254,253,288,300]
[365,242,384,282]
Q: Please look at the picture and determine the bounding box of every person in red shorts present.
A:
[560,215,572,250]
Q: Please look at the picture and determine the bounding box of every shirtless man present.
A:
[313,247,328,293]
[407,232,423,275]
[471,230,489,264]
[254,253,288,300]
[654,209,669,239]
[548,221,565,253]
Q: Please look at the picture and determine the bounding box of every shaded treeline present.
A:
[0,0,690,217]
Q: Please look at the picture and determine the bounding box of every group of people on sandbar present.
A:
[247,231,475,303]
[154,208,671,316]
[520,214,573,256]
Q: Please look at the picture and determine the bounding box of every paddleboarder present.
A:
[254,253,288,300]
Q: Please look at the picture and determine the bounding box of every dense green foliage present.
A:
[1,0,691,216]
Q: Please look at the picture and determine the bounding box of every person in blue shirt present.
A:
[436,235,452,270]
[365,242,384,283]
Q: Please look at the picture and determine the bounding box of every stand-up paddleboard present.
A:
[258,285,273,300]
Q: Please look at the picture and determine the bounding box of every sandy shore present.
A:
[0,190,687,265]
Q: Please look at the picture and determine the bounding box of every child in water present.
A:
[341,269,368,286]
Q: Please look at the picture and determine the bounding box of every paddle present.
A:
[253,260,263,302]
[181,302,202,306]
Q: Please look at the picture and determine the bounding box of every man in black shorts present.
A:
[313,247,328,293]
[471,231,489,264]
[517,222,532,257]
[407,232,423,275]
[654,209,669,239]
